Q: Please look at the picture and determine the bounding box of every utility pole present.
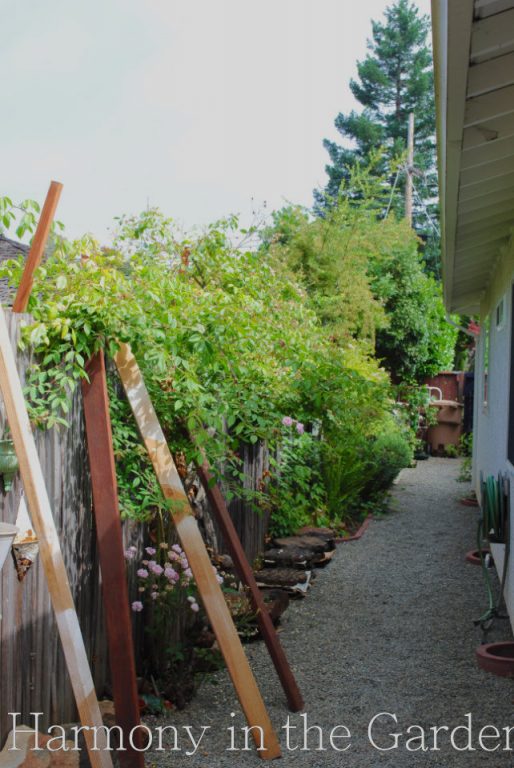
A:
[405,112,414,226]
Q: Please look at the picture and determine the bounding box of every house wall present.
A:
[474,235,514,633]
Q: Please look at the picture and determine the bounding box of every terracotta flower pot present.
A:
[476,642,514,678]
[465,548,491,566]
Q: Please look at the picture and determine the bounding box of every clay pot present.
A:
[476,642,514,678]
[465,548,491,566]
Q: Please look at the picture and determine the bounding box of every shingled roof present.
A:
[0,234,28,304]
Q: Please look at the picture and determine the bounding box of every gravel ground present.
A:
[146,458,514,766]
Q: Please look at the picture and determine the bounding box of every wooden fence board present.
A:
[0,305,112,768]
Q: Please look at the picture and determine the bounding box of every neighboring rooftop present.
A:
[0,234,28,304]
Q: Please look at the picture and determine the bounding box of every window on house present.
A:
[496,296,505,330]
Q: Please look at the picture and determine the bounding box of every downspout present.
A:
[446,312,477,338]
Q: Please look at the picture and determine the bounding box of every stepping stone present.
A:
[263,546,315,569]
[254,568,312,594]
[272,534,335,553]
[297,526,335,540]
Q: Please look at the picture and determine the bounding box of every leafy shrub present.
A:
[268,420,326,537]
[363,428,413,498]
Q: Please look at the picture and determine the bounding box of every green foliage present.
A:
[267,172,456,384]
[0,203,399,527]
[109,382,166,520]
[0,180,447,531]
[268,423,327,538]
[315,0,439,274]
[318,0,434,196]
[265,181,387,345]
[364,426,413,498]
[0,194,65,241]
[368,221,457,381]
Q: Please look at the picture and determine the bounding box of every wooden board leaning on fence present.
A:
[114,341,282,760]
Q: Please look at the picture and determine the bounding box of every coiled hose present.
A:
[474,474,510,634]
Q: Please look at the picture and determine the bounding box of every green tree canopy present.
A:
[315,0,439,273]
[266,170,455,384]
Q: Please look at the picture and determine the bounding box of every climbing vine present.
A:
[0,196,412,527]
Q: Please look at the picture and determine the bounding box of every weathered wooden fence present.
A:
[222,442,272,565]
[0,311,271,746]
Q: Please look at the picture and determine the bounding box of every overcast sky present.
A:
[2,0,429,241]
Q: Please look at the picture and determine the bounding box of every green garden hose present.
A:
[475,474,510,633]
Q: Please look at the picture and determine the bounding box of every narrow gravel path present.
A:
[148,458,514,766]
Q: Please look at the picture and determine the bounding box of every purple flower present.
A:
[150,591,159,600]
[165,567,178,581]
[124,546,137,561]
[184,568,193,580]
[216,574,224,584]
[137,568,149,579]
[150,563,163,576]
[145,546,156,556]
[172,544,182,554]
[282,416,293,427]
[131,601,143,612]
[296,422,305,435]
[190,602,200,613]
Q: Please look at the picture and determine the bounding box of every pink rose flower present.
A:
[282,416,293,427]
[137,568,149,579]
[131,601,143,612]
[145,547,156,556]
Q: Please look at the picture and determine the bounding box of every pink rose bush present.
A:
[127,541,223,616]
[282,416,306,435]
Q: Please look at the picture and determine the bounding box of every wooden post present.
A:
[405,112,414,226]
[13,181,63,313]
[195,455,304,712]
[0,306,112,768]
[114,342,281,760]
[82,351,145,768]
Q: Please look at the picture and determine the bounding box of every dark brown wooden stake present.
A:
[195,455,304,712]
[82,351,145,768]
[13,180,63,313]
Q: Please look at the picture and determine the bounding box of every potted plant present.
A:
[0,438,19,491]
